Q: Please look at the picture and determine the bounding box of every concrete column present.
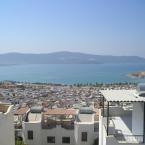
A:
[132,102,144,135]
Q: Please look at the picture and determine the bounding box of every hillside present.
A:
[0,51,145,64]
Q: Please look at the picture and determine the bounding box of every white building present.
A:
[14,106,30,140]
[99,86,145,145]
[0,103,15,145]
[20,107,99,145]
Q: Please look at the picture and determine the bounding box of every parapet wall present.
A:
[0,104,15,145]
[0,103,10,113]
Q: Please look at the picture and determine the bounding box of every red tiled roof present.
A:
[44,108,77,115]
[15,107,29,115]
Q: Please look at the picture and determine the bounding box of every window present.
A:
[62,137,70,144]
[47,136,55,143]
[27,130,33,140]
[94,124,99,132]
[81,132,87,142]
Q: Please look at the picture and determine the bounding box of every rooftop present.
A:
[15,107,29,115]
[44,108,77,115]
[100,90,145,102]
[77,113,94,123]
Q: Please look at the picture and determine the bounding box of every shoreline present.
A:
[0,80,137,87]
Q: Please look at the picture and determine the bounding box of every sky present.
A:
[0,0,145,57]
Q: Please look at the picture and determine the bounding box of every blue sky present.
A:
[0,0,145,57]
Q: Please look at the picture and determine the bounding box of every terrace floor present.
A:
[109,115,143,143]
[111,115,132,135]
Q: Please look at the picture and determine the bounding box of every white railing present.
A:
[114,134,143,143]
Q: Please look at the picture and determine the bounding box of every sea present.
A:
[0,63,145,84]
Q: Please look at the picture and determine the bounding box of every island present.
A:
[128,72,145,79]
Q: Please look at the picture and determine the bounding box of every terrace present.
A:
[100,90,145,144]
[41,108,77,130]
[103,111,143,143]
[14,106,30,129]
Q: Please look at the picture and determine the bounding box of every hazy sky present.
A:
[0,0,145,57]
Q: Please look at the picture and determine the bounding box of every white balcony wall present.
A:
[132,102,144,135]
[0,105,15,145]
[23,121,42,145]
[41,125,75,145]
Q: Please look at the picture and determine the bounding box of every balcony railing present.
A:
[114,134,143,144]
[41,119,74,130]
[14,123,22,129]
[42,123,56,129]
[41,120,57,129]
[103,122,144,144]
[61,121,74,130]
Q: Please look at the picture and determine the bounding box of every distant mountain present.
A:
[0,51,145,64]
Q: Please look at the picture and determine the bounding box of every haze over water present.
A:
[0,63,145,84]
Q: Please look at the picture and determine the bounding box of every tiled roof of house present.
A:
[15,107,30,115]
[44,108,77,115]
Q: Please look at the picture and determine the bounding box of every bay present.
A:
[0,63,145,84]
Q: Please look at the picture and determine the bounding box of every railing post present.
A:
[107,101,109,136]
[115,134,143,143]
[103,96,104,117]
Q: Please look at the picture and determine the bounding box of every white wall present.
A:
[99,109,103,145]
[75,123,96,145]
[132,102,144,135]
[99,107,109,145]
[23,121,42,145]
[0,105,15,145]
[23,122,97,145]
[41,125,75,145]
[23,120,98,145]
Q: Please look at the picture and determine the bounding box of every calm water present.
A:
[0,63,145,84]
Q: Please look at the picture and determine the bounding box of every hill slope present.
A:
[0,51,145,64]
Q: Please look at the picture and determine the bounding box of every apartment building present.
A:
[14,106,99,145]
[99,84,145,145]
[0,103,15,145]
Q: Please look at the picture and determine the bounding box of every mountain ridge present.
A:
[0,51,145,64]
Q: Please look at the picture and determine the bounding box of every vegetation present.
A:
[15,139,27,145]
[73,82,137,87]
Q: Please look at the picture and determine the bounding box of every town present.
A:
[0,81,136,109]
[1,81,143,145]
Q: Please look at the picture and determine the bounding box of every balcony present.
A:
[15,123,22,129]
[61,121,74,130]
[102,114,144,144]
[41,108,77,130]
[41,118,57,129]
[41,116,75,130]
[114,134,143,143]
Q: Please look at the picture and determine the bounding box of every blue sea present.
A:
[0,63,145,84]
